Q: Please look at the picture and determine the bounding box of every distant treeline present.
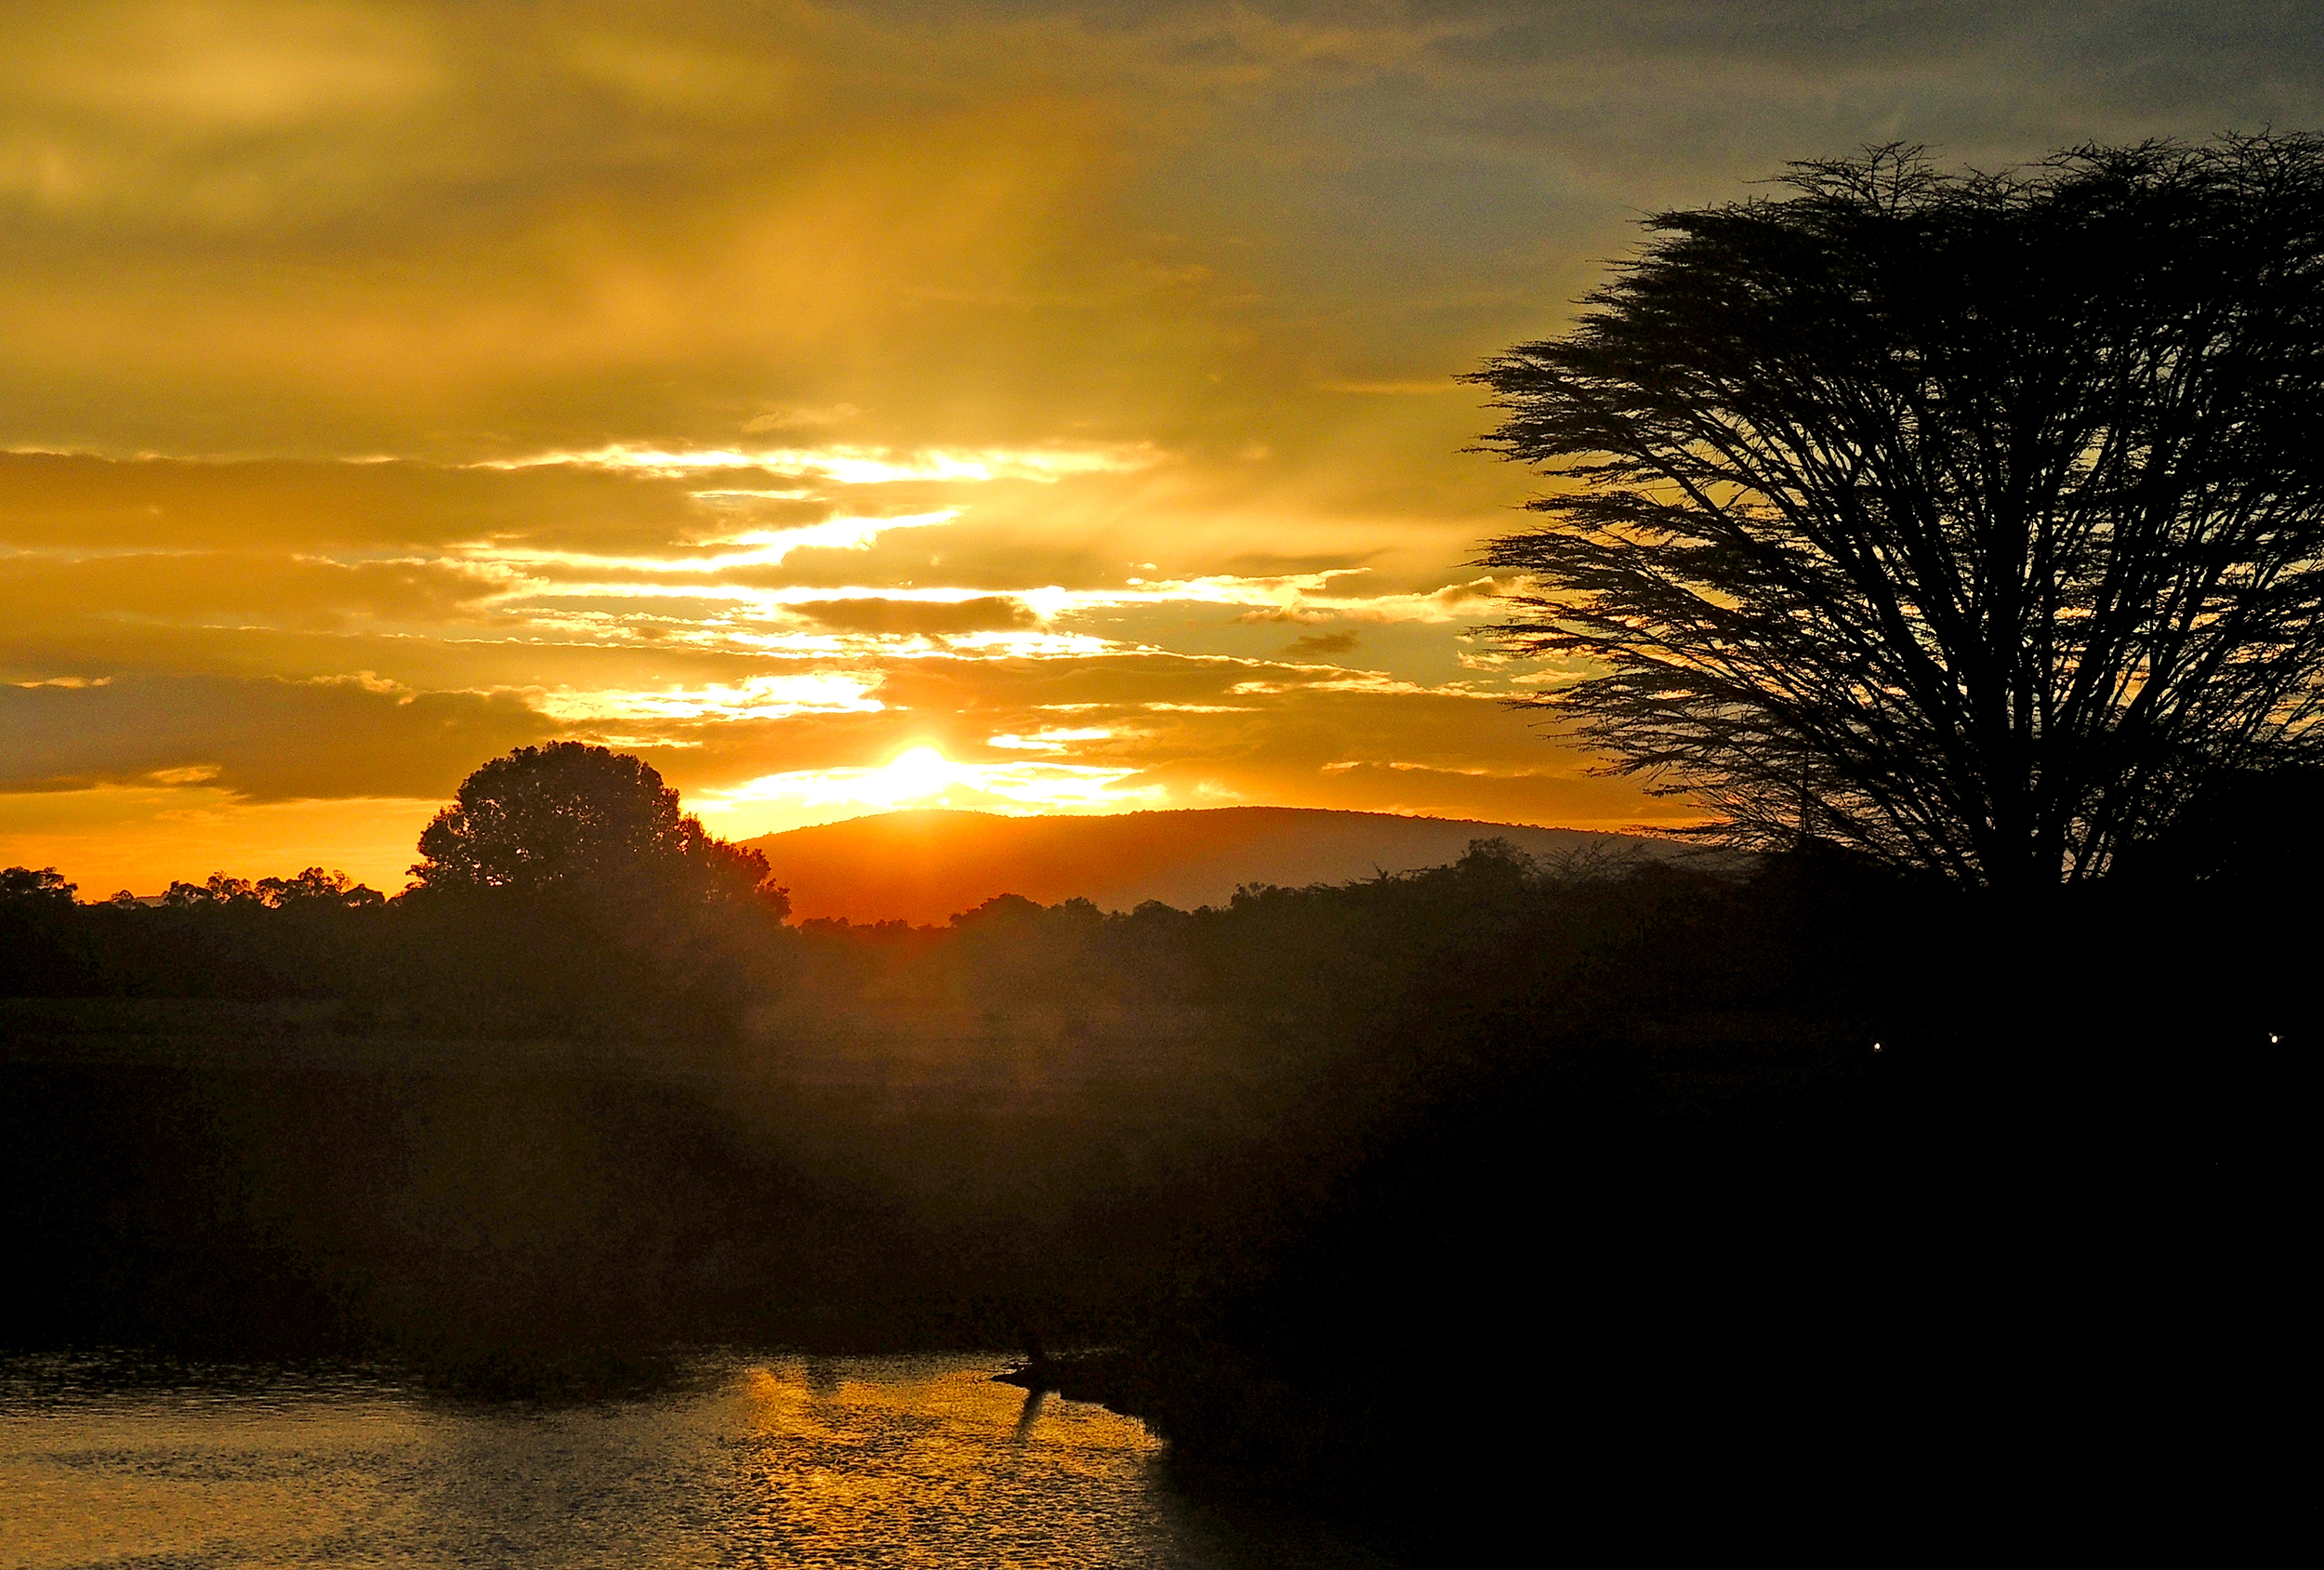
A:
[0,860,786,1037]
[7,837,1777,1049]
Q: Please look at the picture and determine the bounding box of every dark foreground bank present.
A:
[1,843,2297,1543]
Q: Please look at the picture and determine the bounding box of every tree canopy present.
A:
[1470,135,2324,889]
[0,866,75,910]
[411,742,783,912]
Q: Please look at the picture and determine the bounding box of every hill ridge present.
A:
[741,805,1677,925]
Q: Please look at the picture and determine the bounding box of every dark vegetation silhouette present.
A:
[398,742,793,1038]
[1472,135,2324,888]
[3,808,2291,1531]
[413,741,780,908]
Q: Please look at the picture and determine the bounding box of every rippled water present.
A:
[0,1352,1391,1568]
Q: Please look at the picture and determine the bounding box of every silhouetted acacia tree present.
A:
[1471,136,2324,889]
[412,742,785,913]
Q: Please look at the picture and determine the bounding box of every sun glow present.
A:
[881,745,958,798]
[696,742,1160,835]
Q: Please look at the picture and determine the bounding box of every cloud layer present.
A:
[5,2,2318,890]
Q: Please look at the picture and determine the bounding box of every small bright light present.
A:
[1873,1042,1882,1050]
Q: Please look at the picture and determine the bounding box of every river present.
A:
[0,1351,1396,1568]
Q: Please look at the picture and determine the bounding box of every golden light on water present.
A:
[0,1355,1184,1566]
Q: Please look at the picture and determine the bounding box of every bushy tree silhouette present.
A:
[1471,135,2324,888]
[0,866,75,910]
[411,742,783,912]
[414,744,682,894]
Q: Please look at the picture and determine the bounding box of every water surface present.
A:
[0,1352,1391,1568]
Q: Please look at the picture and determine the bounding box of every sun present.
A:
[694,739,1158,838]
[877,745,958,802]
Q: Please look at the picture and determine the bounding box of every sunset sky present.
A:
[6,2,2319,894]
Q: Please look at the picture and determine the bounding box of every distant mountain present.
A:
[742,807,1689,925]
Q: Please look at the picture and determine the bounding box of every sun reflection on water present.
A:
[0,1352,1405,1568]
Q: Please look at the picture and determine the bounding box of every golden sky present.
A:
[5,1,2318,894]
